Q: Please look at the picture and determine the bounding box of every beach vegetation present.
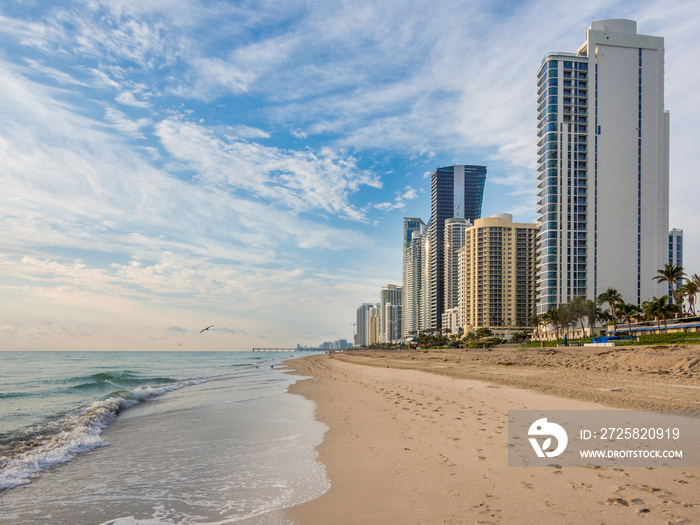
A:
[521,337,594,348]
[641,296,680,330]
[677,275,699,316]
[597,287,622,332]
[364,342,404,350]
[510,330,531,343]
[616,302,641,335]
[613,332,700,346]
[467,337,505,348]
[529,314,543,339]
[653,262,685,305]
[459,328,506,348]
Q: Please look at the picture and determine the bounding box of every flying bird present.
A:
[199,325,214,333]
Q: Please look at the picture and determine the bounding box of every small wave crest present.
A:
[0,377,201,491]
[69,371,175,392]
[0,392,27,400]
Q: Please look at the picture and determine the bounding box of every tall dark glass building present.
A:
[427,165,487,330]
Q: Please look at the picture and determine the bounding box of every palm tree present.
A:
[558,303,579,340]
[642,296,680,331]
[679,275,700,316]
[597,288,622,334]
[568,297,588,337]
[544,308,560,340]
[660,301,681,329]
[597,310,613,334]
[643,297,665,331]
[678,280,698,316]
[557,304,571,339]
[582,299,603,337]
[617,302,641,335]
[530,314,542,340]
[616,302,640,336]
[653,262,685,306]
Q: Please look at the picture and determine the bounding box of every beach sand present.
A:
[286,346,700,524]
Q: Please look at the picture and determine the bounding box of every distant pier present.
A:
[251,347,325,352]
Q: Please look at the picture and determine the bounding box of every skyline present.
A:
[1,1,698,351]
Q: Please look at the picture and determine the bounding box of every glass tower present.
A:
[427,165,487,330]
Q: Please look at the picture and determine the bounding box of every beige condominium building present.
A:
[459,214,538,332]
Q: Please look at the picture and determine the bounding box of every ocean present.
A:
[0,351,329,524]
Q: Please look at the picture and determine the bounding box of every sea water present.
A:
[0,351,329,524]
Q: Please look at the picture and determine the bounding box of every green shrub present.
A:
[638,332,700,345]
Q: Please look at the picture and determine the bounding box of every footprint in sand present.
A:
[570,481,592,491]
[605,497,630,507]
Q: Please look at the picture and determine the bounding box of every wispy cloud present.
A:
[373,186,419,211]
[24,58,88,86]
[115,91,150,108]
[0,0,698,350]
[154,116,381,220]
[104,106,152,138]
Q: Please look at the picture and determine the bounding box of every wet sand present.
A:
[286,347,700,524]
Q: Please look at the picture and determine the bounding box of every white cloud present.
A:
[0,0,698,350]
[179,56,254,98]
[226,125,271,140]
[104,106,152,138]
[24,58,88,86]
[154,116,382,221]
[373,185,419,212]
[115,91,150,108]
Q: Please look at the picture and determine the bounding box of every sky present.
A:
[0,0,698,351]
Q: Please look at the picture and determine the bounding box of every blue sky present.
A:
[1,0,698,351]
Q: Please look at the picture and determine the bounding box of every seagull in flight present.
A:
[199,325,214,333]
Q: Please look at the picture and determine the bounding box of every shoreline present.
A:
[285,348,699,524]
[0,358,327,524]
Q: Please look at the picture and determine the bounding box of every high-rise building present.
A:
[379,284,402,343]
[459,214,538,331]
[402,217,427,340]
[355,302,377,346]
[669,228,684,295]
[427,165,487,330]
[444,218,471,313]
[420,229,432,332]
[536,19,669,314]
[368,304,380,345]
[384,303,403,343]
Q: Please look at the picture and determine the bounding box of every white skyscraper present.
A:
[444,218,470,313]
[356,302,377,347]
[536,19,669,313]
[379,284,402,343]
[402,217,427,340]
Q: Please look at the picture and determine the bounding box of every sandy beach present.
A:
[286,346,700,524]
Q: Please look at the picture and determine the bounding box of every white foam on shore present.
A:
[0,366,330,524]
[0,397,125,490]
[0,377,205,491]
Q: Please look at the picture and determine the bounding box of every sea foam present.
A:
[0,377,202,490]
